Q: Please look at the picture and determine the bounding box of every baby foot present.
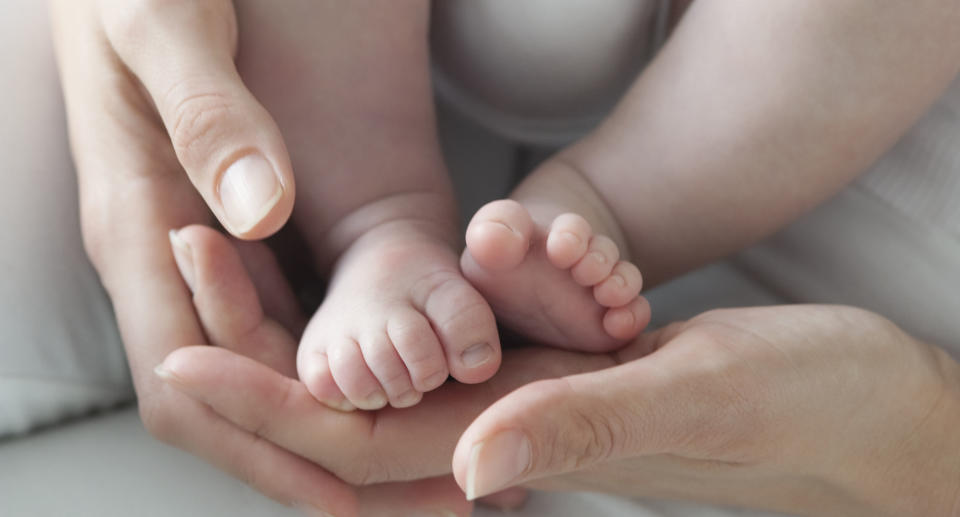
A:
[298,222,501,411]
[462,199,650,353]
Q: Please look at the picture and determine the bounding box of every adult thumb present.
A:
[100,0,294,239]
[452,352,682,500]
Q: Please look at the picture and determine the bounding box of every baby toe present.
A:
[593,261,644,307]
[603,297,652,340]
[387,308,449,393]
[546,213,592,269]
[465,199,534,271]
[358,331,421,409]
[297,348,355,412]
[422,276,501,384]
[570,234,620,286]
[327,338,388,410]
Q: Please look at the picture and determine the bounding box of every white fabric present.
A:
[431,0,668,145]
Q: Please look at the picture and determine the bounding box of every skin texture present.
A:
[51,0,960,514]
[161,226,960,516]
[531,0,960,287]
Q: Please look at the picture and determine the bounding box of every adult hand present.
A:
[455,305,960,516]
[53,0,295,240]
[45,0,339,511]
[161,305,960,516]
[50,1,477,513]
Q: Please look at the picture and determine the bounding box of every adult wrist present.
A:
[841,345,960,516]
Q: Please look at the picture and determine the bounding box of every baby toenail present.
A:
[561,231,581,244]
[488,220,516,234]
[394,390,422,408]
[362,391,387,409]
[589,251,607,264]
[612,274,626,287]
[423,371,449,389]
[461,343,493,368]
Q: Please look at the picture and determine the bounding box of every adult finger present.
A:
[157,346,443,485]
[158,343,618,486]
[170,225,299,377]
[99,0,294,239]
[358,476,473,517]
[451,327,737,500]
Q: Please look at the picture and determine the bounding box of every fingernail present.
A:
[461,343,493,368]
[561,231,582,245]
[218,154,282,234]
[168,229,195,292]
[465,429,531,501]
[153,364,177,382]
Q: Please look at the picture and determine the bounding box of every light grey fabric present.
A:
[0,0,133,438]
[739,74,960,357]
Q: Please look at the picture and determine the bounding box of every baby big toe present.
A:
[594,261,643,307]
[327,339,389,410]
[465,199,534,271]
[546,214,592,269]
[423,278,501,384]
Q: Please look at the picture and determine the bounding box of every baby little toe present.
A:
[603,297,652,340]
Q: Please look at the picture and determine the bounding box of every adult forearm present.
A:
[562,0,960,285]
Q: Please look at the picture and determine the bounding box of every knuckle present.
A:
[566,402,623,470]
[523,379,626,473]
[166,89,234,156]
[336,458,380,486]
